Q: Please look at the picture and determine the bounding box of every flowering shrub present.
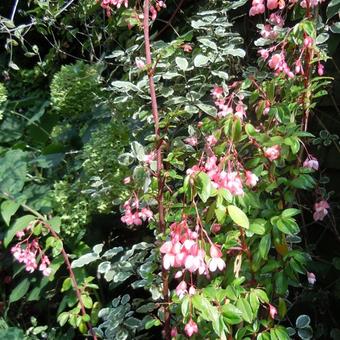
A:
[95,0,330,338]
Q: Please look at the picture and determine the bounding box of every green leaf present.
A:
[249,219,266,235]
[1,200,20,226]
[57,312,69,327]
[0,150,27,196]
[48,216,61,233]
[282,208,300,219]
[296,314,311,328]
[61,278,72,293]
[197,103,217,117]
[276,218,299,235]
[228,205,249,229]
[194,54,209,67]
[259,234,271,259]
[9,278,30,303]
[236,298,253,323]
[4,215,36,247]
[82,295,93,309]
[181,295,190,317]
[327,0,340,19]
[221,303,243,325]
[196,172,212,203]
[175,57,189,71]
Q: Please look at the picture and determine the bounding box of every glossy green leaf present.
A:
[228,205,249,229]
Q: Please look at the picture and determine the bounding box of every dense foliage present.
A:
[0,0,339,339]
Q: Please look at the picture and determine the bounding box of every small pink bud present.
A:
[269,304,277,319]
[211,223,221,234]
[123,176,131,184]
[171,327,178,337]
[307,272,316,285]
[210,244,222,258]
[318,63,324,76]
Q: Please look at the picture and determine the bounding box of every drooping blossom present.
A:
[235,102,247,120]
[267,0,285,10]
[269,304,278,319]
[39,255,52,276]
[171,327,178,337]
[100,0,128,16]
[307,272,316,285]
[181,44,192,52]
[303,156,319,170]
[208,244,226,272]
[185,136,198,146]
[313,200,329,221]
[144,151,156,164]
[264,145,281,161]
[211,223,221,234]
[318,63,324,76]
[206,135,217,146]
[211,85,224,99]
[150,5,157,21]
[121,199,153,226]
[269,12,285,27]
[188,286,196,295]
[304,36,314,48]
[258,48,270,60]
[249,0,265,16]
[175,280,187,299]
[135,58,145,69]
[261,24,278,40]
[245,171,259,187]
[184,319,198,337]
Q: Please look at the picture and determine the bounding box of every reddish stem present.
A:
[142,1,170,338]
[42,222,97,340]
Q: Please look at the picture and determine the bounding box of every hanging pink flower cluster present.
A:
[121,197,153,226]
[100,0,128,16]
[250,0,324,16]
[187,155,259,196]
[11,225,52,276]
[160,219,226,277]
[211,85,247,120]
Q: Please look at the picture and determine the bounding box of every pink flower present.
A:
[150,5,157,21]
[261,24,277,40]
[211,85,224,99]
[235,102,247,120]
[188,286,196,295]
[144,151,156,164]
[269,304,277,319]
[211,223,221,234]
[304,36,314,48]
[268,54,282,70]
[185,136,198,146]
[184,319,198,337]
[264,145,281,161]
[249,0,265,15]
[15,231,25,240]
[318,63,324,76]
[267,0,285,10]
[245,171,259,187]
[123,176,131,184]
[206,135,217,146]
[135,58,145,69]
[269,13,285,26]
[258,49,270,60]
[182,44,192,52]
[175,280,187,299]
[140,207,153,221]
[303,156,319,170]
[208,244,226,272]
[307,272,316,285]
[313,200,329,221]
[171,327,178,337]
